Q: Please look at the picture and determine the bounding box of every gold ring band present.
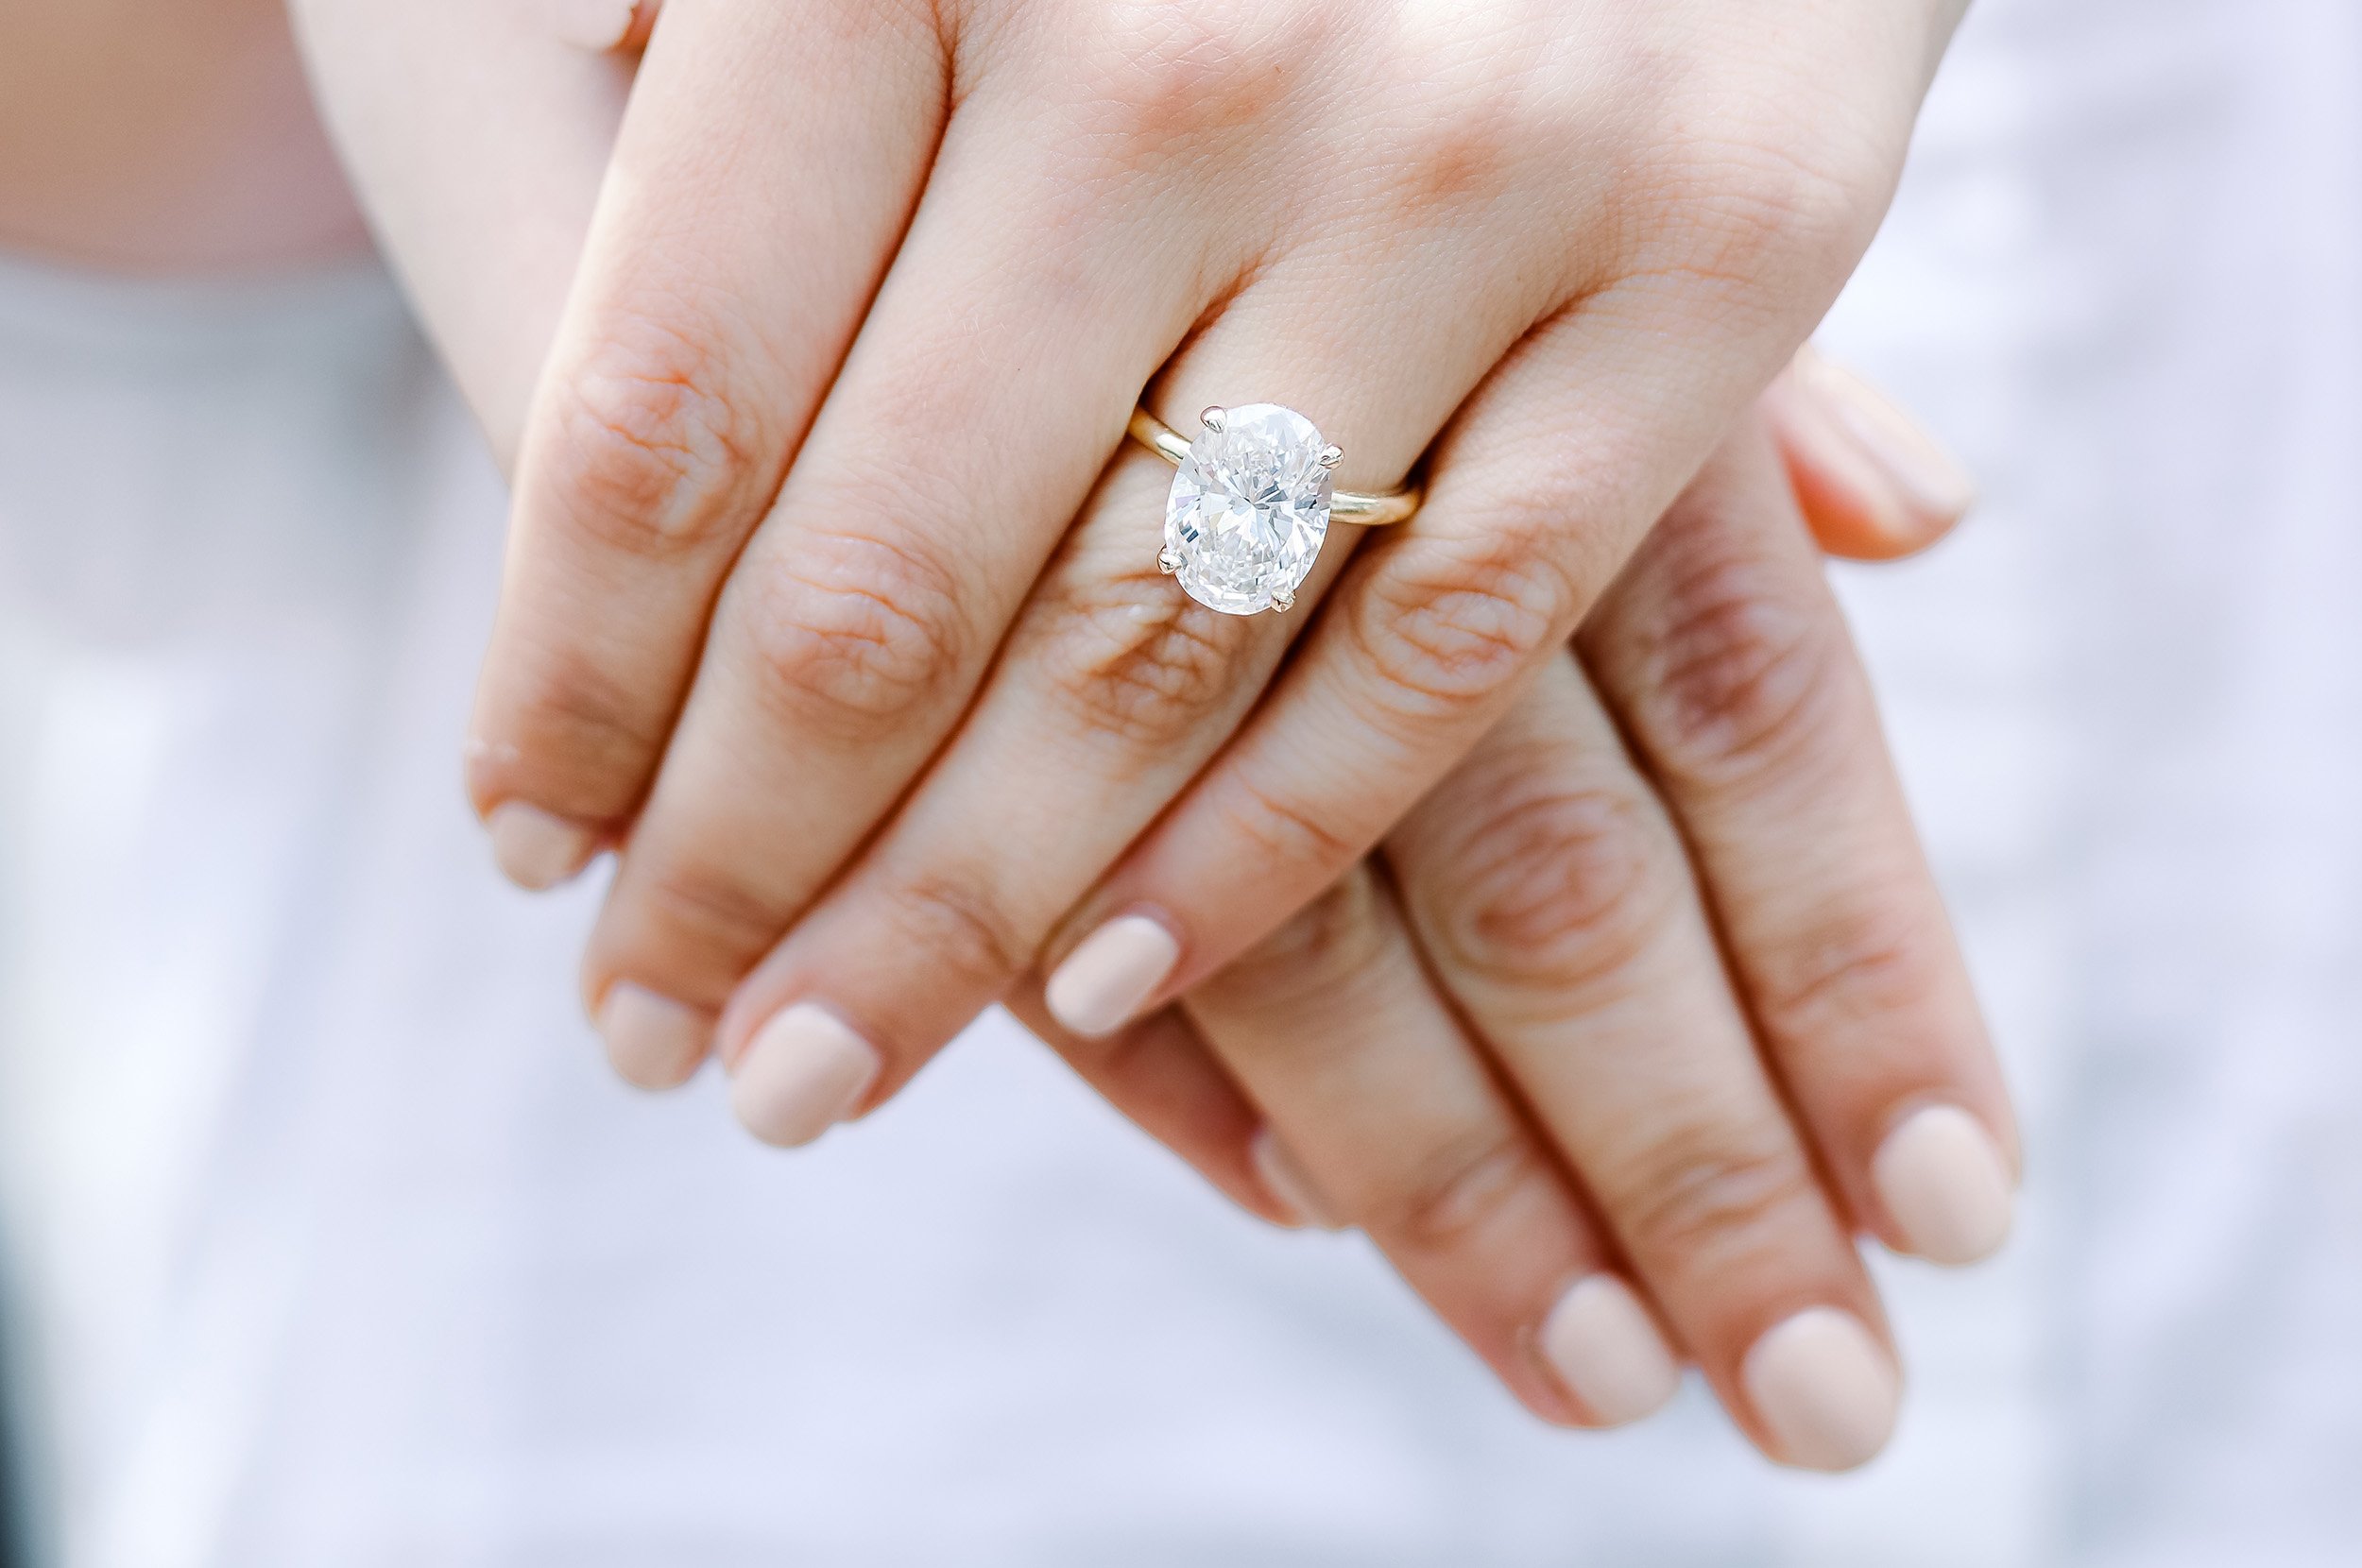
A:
[1127,408,1421,526]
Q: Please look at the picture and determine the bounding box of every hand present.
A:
[291,0,2013,1471]
[1001,388,2005,1472]
[300,0,1969,1138]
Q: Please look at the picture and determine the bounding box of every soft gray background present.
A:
[0,0,2354,1561]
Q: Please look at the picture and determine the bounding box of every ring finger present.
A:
[1383,650,1900,1471]
[1174,861,1682,1431]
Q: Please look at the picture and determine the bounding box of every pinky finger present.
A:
[1178,866,1686,1431]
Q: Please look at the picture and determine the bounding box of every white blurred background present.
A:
[0,0,2355,1562]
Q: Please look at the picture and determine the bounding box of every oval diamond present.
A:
[1163,403,1334,616]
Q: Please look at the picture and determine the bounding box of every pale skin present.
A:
[0,0,2013,1473]
[318,0,1982,1171]
[474,0,1969,1077]
[293,0,2013,1470]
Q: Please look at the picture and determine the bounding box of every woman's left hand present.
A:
[303,0,1965,1132]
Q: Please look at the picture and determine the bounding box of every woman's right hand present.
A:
[290,0,2013,1470]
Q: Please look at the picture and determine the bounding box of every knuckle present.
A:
[1693,148,1872,281]
[1626,547,1846,789]
[734,530,968,738]
[1429,771,1677,1000]
[1395,92,1525,211]
[1031,568,1254,753]
[1207,864,1393,1014]
[1391,53,1591,224]
[544,311,779,558]
[1086,4,1315,153]
[1752,897,1946,1047]
[871,870,1033,995]
[500,641,675,814]
[1348,525,1571,726]
[1640,103,1896,299]
[1214,758,1365,876]
[618,855,792,989]
[1370,1129,1548,1253]
[1609,1116,1819,1269]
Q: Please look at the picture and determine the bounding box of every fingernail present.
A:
[597,983,711,1091]
[1871,1104,2015,1266]
[1741,1306,1900,1472]
[727,1002,881,1149]
[547,0,635,49]
[1791,346,1977,520]
[1249,1127,1342,1230]
[1043,914,1180,1038]
[1539,1275,1683,1427]
[486,800,597,891]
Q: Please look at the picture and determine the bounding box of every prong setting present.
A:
[1318,444,1343,469]
[1160,402,1332,615]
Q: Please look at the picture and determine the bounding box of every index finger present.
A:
[462,0,947,890]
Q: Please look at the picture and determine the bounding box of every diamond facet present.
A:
[1163,402,1334,616]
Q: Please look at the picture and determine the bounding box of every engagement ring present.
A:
[1129,403,1420,616]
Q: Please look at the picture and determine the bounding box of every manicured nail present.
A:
[1872,1104,2015,1266]
[1539,1275,1683,1427]
[1249,1127,1342,1230]
[486,800,597,891]
[727,1002,881,1149]
[1741,1306,1900,1472]
[1043,914,1179,1038]
[548,0,636,49]
[597,983,712,1091]
[1791,346,1977,520]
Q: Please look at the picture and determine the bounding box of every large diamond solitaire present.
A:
[1160,403,1338,616]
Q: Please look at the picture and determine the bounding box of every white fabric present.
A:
[0,0,2355,1561]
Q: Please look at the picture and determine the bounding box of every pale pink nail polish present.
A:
[1741,1306,1900,1472]
[728,1003,881,1149]
[1249,1127,1342,1231]
[548,0,636,50]
[1539,1275,1683,1427]
[1872,1104,2015,1266]
[1792,346,1977,520]
[486,800,596,891]
[597,983,712,1091]
[1043,914,1179,1037]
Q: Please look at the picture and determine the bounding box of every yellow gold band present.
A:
[1127,408,1421,526]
